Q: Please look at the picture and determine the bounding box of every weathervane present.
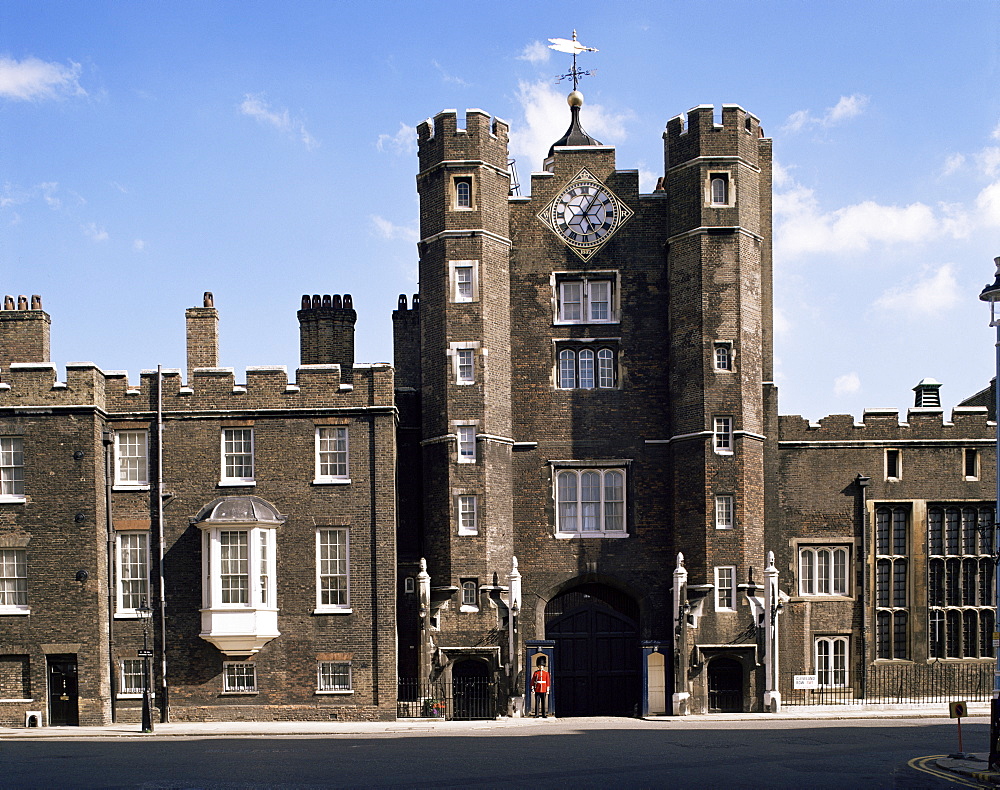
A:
[549,30,598,91]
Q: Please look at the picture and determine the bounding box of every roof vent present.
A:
[913,378,942,408]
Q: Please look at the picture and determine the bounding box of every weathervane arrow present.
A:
[549,30,598,90]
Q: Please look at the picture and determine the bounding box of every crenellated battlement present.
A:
[417,109,509,173]
[0,362,394,414]
[779,406,994,443]
[663,104,764,169]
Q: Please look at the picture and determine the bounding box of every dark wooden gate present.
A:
[545,585,640,717]
[708,657,744,712]
[47,655,79,726]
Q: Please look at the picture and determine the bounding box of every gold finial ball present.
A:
[567,90,584,107]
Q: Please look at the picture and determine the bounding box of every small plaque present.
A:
[793,674,818,689]
[137,650,153,657]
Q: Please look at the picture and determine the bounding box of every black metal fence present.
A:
[782,662,994,706]
[397,678,495,720]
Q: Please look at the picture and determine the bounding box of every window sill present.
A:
[0,698,33,703]
[113,484,150,492]
[796,594,853,602]
[114,612,146,620]
[221,691,258,696]
[460,605,479,613]
[0,608,30,616]
[117,693,143,700]
[218,480,256,487]
[457,530,479,537]
[313,608,353,615]
[714,449,733,456]
[316,689,354,695]
[716,608,736,613]
[313,478,351,486]
[554,531,628,539]
[0,496,26,504]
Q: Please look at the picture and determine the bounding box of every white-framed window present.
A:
[202,527,276,609]
[715,495,734,530]
[815,636,848,687]
[0,437,24,501]
[114,430,149,488]
[458,495,478,535]
[456,348,475,384]
[456,425,476,463]
[317,661,353,693]
[709,173,729,206]
[115,532,149,615]
[450,261,478,303]
[461,579,479,611]
[555,468,626,537]
[0,549,28,613]
[713,343,733,371]
[556,346,617,390]
[715,566,736,611]
[555,276,617,324]
[453,176,473,210]
[316,527,350,613]
[713,417,733,454]
[221,428,254,485]
[885,449,900,480]
[799,546,849,596]
[965,449,979,480]
[223,661,257,693]
[119,659,144,697]
[315,426,349,483]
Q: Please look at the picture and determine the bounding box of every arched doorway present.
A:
[544,583,640,717]
[707,657,744,712]
[451,659,493,720]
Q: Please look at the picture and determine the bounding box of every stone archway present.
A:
[707,656,744,712]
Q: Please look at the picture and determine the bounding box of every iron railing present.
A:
[782,662,994,706]
[397,678,495,720]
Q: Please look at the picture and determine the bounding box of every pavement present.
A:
[3,704,999,785]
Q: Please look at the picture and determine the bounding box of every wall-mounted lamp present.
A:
[74,513,86,523]
[75,569,89,583]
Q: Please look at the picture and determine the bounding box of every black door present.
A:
[48,655,79,726]
[546,594,640,717]
[707,657,743,712]
[451,660,492,720]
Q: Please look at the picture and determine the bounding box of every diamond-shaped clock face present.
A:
[538,169,634,261]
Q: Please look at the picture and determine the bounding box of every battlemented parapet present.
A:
[779,405,995,444]
[416,109,509,175]
[664,104,764,169]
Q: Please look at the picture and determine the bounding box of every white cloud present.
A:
[518,41,550,64]
[133,239,145,252]
[240,94,318,150]
[774,176,971,260]
[82,222,108,242]
[376,122,417,156]
[992,120,1000,140]
[834,372,861,397]
[873,264,960,316]
[431,60,469,87]
[509,80,632,175]
[40,182,60,210]
[942,153,965,176]
[371,215,418,244]
[978,147,1000,178]
[976,180,1000,226]
[0,57,85,101]
[772,305,791,337]
[783,94,869,133]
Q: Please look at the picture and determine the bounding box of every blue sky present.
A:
[2,1,999,422]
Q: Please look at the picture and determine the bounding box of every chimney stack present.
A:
[298,293,357,378]
[0,294,50,371]
[186,292,219,382]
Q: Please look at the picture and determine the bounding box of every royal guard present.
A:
[531,657,551,717]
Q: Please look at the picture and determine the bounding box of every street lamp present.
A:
[136,599,154,733]
[978,256,1000,769]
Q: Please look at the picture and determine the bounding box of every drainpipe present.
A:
[156,366,169,722]
[855,473,870,701]
[103,429,116,723]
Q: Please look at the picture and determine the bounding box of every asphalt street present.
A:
[0,716,985,789]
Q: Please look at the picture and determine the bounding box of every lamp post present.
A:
[136,599,154,733]
[508,557,522,716]
[978,256,1000,769]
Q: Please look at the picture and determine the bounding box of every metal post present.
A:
[507,557,522,716]
[977,258,1000,768]
[138,599,153,733]
[763,551,781,713]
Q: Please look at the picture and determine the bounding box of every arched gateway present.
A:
[544,583,640,716]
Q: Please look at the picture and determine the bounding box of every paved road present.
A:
[0,717,983,788]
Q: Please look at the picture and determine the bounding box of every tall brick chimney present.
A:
[0,294,50,371]
[186,292,219,382]
[298,294,357,378]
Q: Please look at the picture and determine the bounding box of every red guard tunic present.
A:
[531,668,550,694]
